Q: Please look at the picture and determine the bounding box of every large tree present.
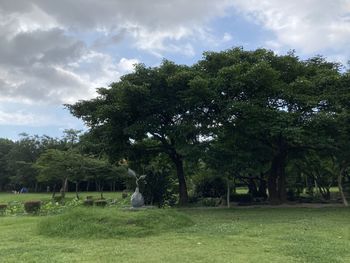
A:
[67,61,213,205]
[196,48,342,204]
[67,48,345,205]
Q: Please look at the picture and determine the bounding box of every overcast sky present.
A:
[1,0,350,140]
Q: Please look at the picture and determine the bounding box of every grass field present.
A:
[0,192,349,262]
[0,192,122,203]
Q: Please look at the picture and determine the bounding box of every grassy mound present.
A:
[38,207,193,238]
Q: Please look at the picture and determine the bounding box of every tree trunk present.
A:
[258,173,267,198]
[338,167,349,207]
[61,177,68,200]
[86,181,90,192]
[227,179,230,208]
[268,149,287,204]
[75,182,80,199]
[172,154,188,205]
[100,186,104,199]
[248,177,258,197]
[52,184,56,199]
[278,169,287,203]
[232,178,236,193]
[268,171,279,204]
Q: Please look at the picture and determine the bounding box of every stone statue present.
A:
[128,168,146,208]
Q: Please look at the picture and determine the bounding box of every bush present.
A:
[0,204,7,215]
[24,200,41,214]
[230,193,253,204]
[94,199,107,207]
[83,199,94,206]
[52,196,64,204]
[140,166,177,207]
[122,191,128,199]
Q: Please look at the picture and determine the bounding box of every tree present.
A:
[0,138,14,191]
[35,149,88,199]
[67,61,212,205]
[6,134,46,191]
[197,48,342,204]
[67,47,345,205]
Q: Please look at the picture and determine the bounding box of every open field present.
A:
[0,195,349,263]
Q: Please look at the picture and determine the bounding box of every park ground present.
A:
[0,192,349,263]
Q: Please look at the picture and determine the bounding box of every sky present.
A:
[1,0,350,140]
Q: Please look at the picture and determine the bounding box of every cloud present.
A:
[231,0,350,62]
[0,0,234,106]
[0,109,49,126]
[1,0,233,55]
[2,0,350,110]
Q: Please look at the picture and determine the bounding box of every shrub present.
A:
[0,204,7,215]
[24,200,41,214]
[83,199,94,206]
[94,199,107,207]
[52,196,64,204]
[122,190,128,199]
[230,193,253,204]
[141,167,177,207]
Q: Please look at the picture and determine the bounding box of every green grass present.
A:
[0,192,123,203]
[38,208,193,238]
[0,204,349,262]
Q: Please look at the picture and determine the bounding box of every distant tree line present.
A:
[0,130,128,199]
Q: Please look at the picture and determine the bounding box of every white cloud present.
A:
[231,0,350,62]
[0,109,49,126]
[222,32,233,42]
[117,58,139,73]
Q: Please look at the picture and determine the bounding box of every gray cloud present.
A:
[0,0,233,106]
[0,28,85,67]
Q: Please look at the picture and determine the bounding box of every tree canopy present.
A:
[67,47,349,205]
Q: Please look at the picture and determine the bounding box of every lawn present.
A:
[0,192,122,203]
[0,193,349,263]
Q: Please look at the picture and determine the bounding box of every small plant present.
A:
[7,201,24,215]
[84,199,94,206]
[94,199,107,207]
[0,204,7,215]
[24,200,42,214]
[122,190,128,199]
[52,196,64,204]
[86,196,94,200]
